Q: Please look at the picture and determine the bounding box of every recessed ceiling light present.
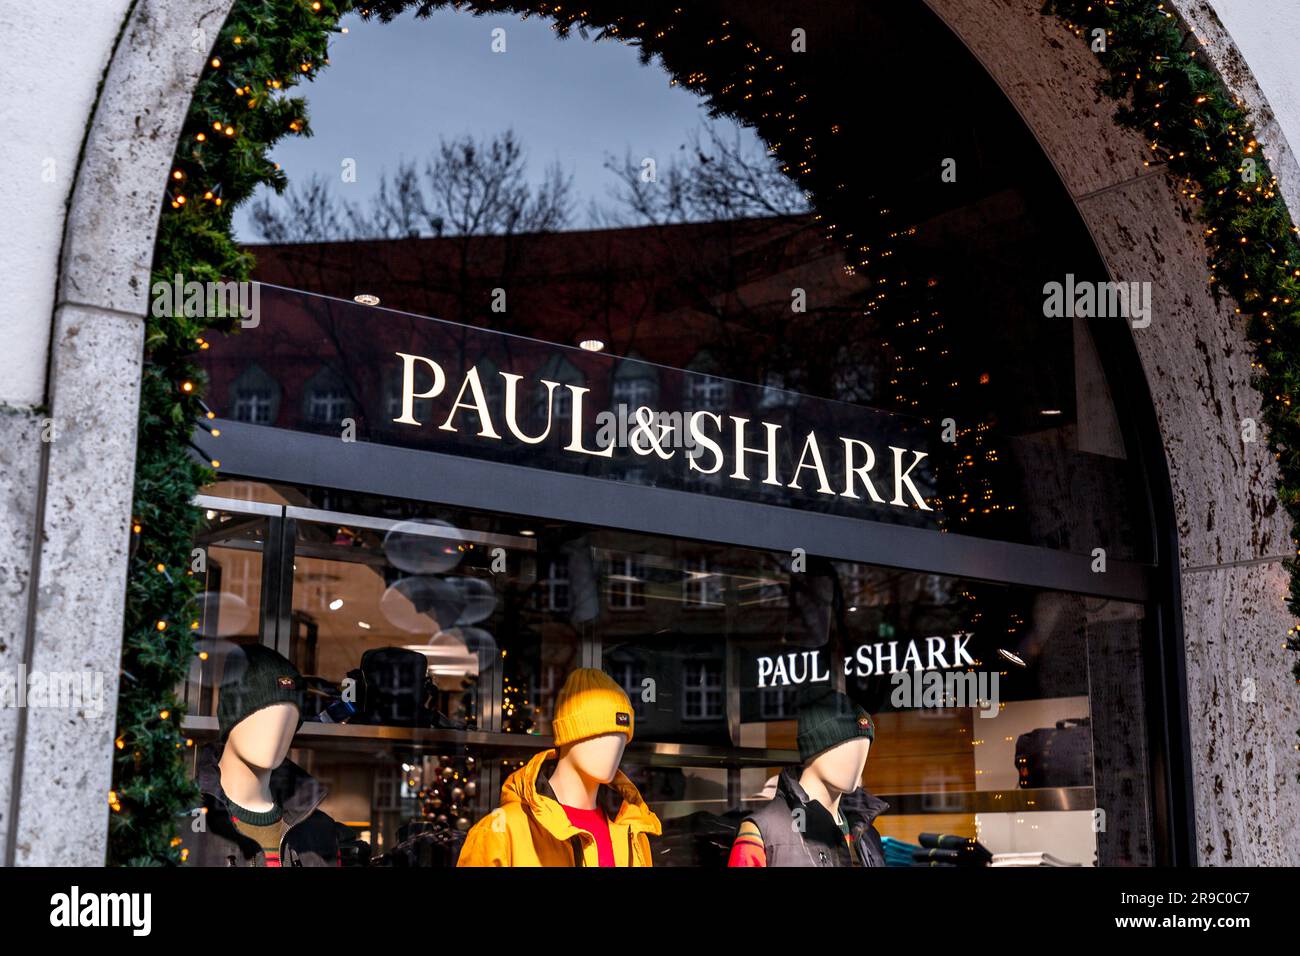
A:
[358,620,371,630]
[578,338,605,352]
[1039,408,1062,416]
[519,529,535,537]
[848,605,858,612]
[328,598,343,610]
[354,293,380,306]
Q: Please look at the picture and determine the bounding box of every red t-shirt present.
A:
[562,804,614,867]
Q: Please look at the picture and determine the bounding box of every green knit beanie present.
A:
[218,645,305,741]
[796,687,875,763]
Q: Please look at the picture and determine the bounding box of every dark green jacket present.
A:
[184,743,339,867]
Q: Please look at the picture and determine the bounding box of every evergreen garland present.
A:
[112,0,348,865]
[1039,0,1300,776]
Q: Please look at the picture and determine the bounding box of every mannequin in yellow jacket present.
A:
[458,669,661,866]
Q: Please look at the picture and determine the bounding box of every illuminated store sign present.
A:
[200,286,936,526]
[842,632,976,677]
[392,350,932,511]
[754,633,976,688]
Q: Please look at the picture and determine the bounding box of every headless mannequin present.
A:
[798,736,871,825]
[547,733,627,809]
[218,701,300,813]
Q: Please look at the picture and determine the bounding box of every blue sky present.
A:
[234,7,757,240]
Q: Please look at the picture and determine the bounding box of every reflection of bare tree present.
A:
[250,130,580,412]
[578,124,822,385]
[250,129,573,242]
[248,122,863,397]
[596,124,807,226]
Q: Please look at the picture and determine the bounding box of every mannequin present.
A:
[798,735,872,829]
[729,688,888,867]
[458,668,662,866]
[547,732,628,810]
[185,645,339,867]
[218,701,300,814]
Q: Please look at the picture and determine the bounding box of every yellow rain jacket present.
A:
[457,748,662,867]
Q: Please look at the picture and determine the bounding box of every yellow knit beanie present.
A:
[552,668,635,747]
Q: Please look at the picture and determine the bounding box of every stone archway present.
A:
[923,0,1300,866]
[17,0,1297,865]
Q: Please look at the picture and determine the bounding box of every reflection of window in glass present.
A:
[535,355,581,433]
[613,376,657,411]
[547,388,572,428]
[608,555,645,609]
[234,390,274,424]
[534,555,571,612]
[757,371,798,410]
[229,364,280,424]
[303,366,353,425]
[683,555,724,609]
[736,568,787,608]
[385,376,433,423]
[682,660,724,720]
[759,580,787,607]
[759,687,797,719]
[308,388,350,423]
[686,375,728,413]
[607,661,640,707]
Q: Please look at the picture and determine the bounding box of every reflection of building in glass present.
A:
[532,555,571,613]
[607,555,646,610]
[229,363,279,424]
[681,661,725,721]
[682,556,724,609]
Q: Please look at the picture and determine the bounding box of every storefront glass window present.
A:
[176,0,1177,871]
[186,480,1153,867]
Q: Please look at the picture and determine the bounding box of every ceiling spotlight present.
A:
[354,293,380,306]
[1039,408,1063,416]
[519,529,536,537]
[578,338,605,352]
[328,598,344,610]
[358,620,372,630]
[997,648,1027,667]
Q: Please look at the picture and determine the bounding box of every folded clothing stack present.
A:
[913,832,993,867]
[881,836,923,867]
[989,851,1081,867]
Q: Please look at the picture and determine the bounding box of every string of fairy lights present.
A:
[1043,0,1300,760]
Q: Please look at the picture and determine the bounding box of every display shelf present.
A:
[180,715,798,767]
[877,786,1095,814]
